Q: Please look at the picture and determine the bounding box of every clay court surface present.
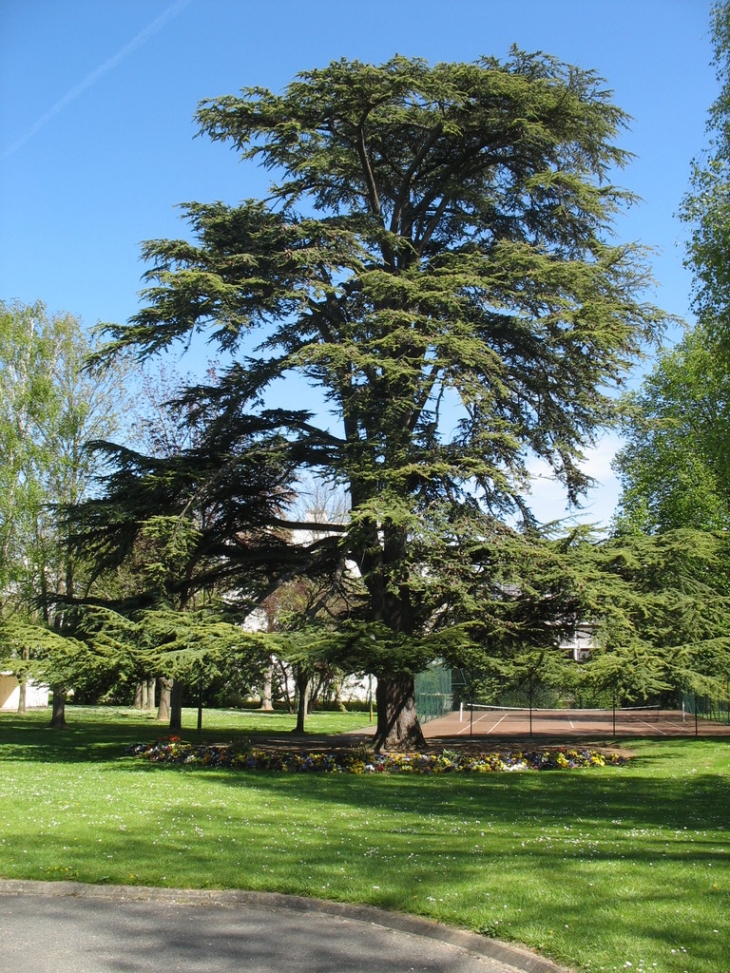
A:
[419,706,730,743]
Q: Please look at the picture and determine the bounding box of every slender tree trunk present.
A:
[293,669,309,734]
[50,689,66,729]
[16,646,30,713]
[260,663,274,711]
[334,674,347,713]
[16,676,27,714]
[16,646,28,714]
[374,672,425,751]
[145,676,156,711]
[170,679,183,731]
[18,674,28,714]
[157,677,172,722]
[134,681,144,709]
[306,673,319,714]
[278,660,293,713]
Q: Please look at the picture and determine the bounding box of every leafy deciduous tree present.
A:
[613,326,730,534]
[681,1,730,340]
[0,301,129,721]
[605,3,730,708]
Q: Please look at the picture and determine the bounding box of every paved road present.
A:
[0,882,565,973]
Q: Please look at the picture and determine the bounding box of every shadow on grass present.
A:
[7,760,729,972]
[48,737,725,843]
[0,712,168,763]
[0,709,358,764]
[3,711,729,830]
[3,712,729,973]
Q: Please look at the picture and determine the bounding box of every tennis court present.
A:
[421,703,730,741]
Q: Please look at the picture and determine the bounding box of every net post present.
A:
[612,688,616,737]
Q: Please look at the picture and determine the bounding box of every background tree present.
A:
[84,361,227,714]
[604,3,730,713]
[681,1,730,342]
[0,301,129,720]
[617,2,730,539]
[0,620,105,728]
[93,52,666,748]
[67,390,303,725]
[576,529,730,711]
[612,325,730,534]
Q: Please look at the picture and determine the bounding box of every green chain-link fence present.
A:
[414,664,453,723]
[681,692,730,724]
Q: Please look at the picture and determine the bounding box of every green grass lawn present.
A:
[1,706,728,973]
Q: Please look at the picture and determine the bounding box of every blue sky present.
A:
[0,0,718,525]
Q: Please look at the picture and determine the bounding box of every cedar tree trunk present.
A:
[169,679,183,731]
[157,677,172,722]
[374,672,425,751]
[145,676,156,711]
[50,689,67,729]
[293,668,309,734]
[17,645,29,713]
[260,663,274,711]
[133,681,144,708]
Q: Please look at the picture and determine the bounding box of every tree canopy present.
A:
[90,52,667,747]
[612,325,730,534]
[616,2,730,536]
[601,2,730,713]
[0,300,130,721]
[681,1,730,340]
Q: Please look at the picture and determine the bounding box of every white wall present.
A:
[0,673,49,711]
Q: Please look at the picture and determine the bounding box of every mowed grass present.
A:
[1,707,728,973]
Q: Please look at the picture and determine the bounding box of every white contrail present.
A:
[1,0,194,161]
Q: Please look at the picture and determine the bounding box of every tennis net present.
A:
[459,702,661,722]
[455,701,673,737]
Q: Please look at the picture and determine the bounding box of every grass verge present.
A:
[1,706,728,973]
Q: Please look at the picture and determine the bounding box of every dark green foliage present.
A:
[573,529,730,705]
[70,416,304,615]
[90,53,666,747]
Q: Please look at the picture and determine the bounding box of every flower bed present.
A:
[124,738,627,773]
